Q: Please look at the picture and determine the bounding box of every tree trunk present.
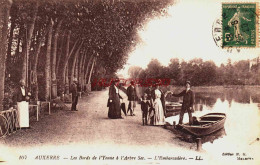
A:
[0,0,12,111]
[87,56,97,84]
[65,66,69,95]
[14,26,23,64]
[84,54,94,87]
[75,58,79,81]
[51,19,63,99]
[60,30,71,94]
[21,1,39,85]
[56,31,65,74]
[78,50,86,89]
[45,19,54,101]
[62,39,79,90]
[70,41,83,85]
[31,28,48,101]
[60,31,79,93]
[6,15,16,76]
[74,58,78,82]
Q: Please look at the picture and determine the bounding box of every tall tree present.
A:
[56,31,65,74]
[60,31,79,93]
[0,0,12,110]
[78,50,87,90]
[70,41,83,85]
[6,3,17,75]
[31,27,48,101]
[45,19,54,101]
[51,19,63,99]
[84,54,94,85]
[88,56,97,84]
[21,1,39,85]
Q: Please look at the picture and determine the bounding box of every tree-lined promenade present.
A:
[0,0,173,111]
[1,0,259,112]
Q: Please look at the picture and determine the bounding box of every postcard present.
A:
[0,0,259,165]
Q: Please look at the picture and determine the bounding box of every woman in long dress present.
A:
[151,84,165,125]
[108,80,123,119]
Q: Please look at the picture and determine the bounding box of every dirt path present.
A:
[0,89,201,165]
[2,89,194,147]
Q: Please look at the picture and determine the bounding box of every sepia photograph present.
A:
[0,0,259,164]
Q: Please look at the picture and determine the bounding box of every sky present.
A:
[117,0,260,77]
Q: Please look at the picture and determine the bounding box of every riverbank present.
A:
[1,88,259,165]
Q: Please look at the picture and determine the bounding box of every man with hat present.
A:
[168,80,194,125]
[70,78,79,111]
[126,81,137,116]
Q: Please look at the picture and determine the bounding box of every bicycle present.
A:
[0,114,8,138]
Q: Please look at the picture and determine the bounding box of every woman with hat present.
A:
[168,80,194,125]
[108,79,123,119]
[150,82,166,125]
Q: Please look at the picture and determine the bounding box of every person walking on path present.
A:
[168,81,194,125]
[13,80,31,128]
[70,78,79,111]
[151,83,166,126]
[126,81,137,116]
[108,79,123,119]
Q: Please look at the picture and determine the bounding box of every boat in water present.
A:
[165,101,182,112]
[179,113,226,137]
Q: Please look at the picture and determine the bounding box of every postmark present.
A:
[212,18,241,53]
[222,3,259,48]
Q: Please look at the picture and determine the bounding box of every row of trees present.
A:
[128,58,260,86]
[0,0,173,110]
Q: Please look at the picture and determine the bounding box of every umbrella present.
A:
[121,103,127,116]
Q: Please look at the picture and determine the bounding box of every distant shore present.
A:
[136,85,260,97]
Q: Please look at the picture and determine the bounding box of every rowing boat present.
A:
[165,101,182,112]
[179,113,226,137]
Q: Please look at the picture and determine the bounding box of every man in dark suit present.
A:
[126,81,137,116]
[70,78,78,111]
[170,81,194,125]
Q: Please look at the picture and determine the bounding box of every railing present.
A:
[0,108,19,138]
[0,97,77,138]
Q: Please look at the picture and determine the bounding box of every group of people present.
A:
[107,79,194,126]
[140,83,166,125]
[13,77,194,129]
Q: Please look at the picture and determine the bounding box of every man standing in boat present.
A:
[168,81,194,125]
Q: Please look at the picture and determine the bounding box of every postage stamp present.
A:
[222,3,259,48]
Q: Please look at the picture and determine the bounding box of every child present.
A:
[141,93,151,125]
